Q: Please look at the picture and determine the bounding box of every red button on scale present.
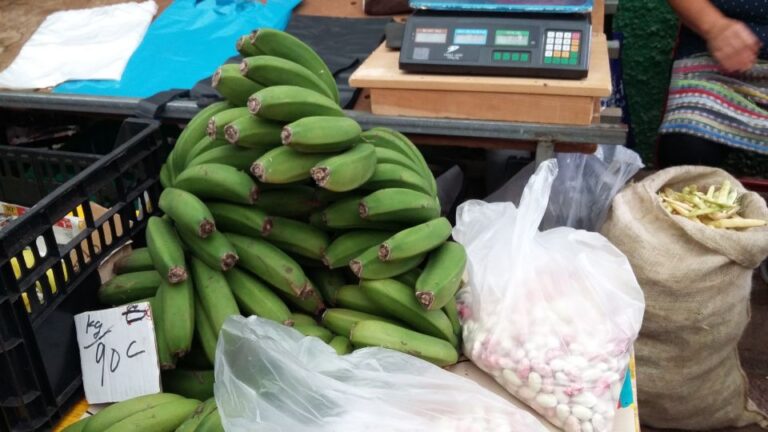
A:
[572,32,581,40]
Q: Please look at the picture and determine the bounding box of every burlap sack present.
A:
[601,166,768,430]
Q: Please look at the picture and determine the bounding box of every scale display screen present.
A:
[415,28,449,44]
[410,0,593,13]
[453,29,488,45]
[495,30,529,46]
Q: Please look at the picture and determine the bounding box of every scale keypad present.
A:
[544,30,581,65]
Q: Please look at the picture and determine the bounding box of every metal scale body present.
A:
[399,0,594,79]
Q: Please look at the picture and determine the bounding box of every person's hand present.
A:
[706,18,761,73]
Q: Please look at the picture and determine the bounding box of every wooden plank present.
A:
[409,134,598,153]
[370,88,597,125]
[592,0,605,35]
[350,34,612,97]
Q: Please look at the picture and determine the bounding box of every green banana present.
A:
[114,248,154,274]
[147,216,187,283]
[160,163,174,188]
[334,285,382,315]
[241,56,336,100]
[161,369,214,401]
[62,417,90,432]
[248,85,343,122]
[349,246,425,280]
[226,233,313,298]
[212,64,263,107]
[373,146,421,172]
[322,230,394,269]
[207,202,270,238]
[293,325,334,343]
[82,393,185,432]
[265,216,329,260]
[175,398,218,432]
[368,127,436,196]
[329,335,353,355]
[311,144,377,192]
[253,186,322,218]
[249,28,339,104]
[187,144,270,172]
[149,296,176,370]
[282,116,361,153]
[98,271,161,305]
[184,137,229,167]
[361,163,433,196]
[196,408,224,432]
[175,163,259,205]
[307,268,346,305]
[415,241,467,311]
[321,308,398,338]
[251,146,328,184]
[279,287,326,315]
[359,188,440,224]
[170,101,232,177]
[290,312,317,327]
[394,267,422,287]
[350,320,458,367]
[190,257,240,334]
[159,188,216,238]
[222,115,283,148]
[194,300,218,365]
[317,197,403,231]
[378,217,452,261]
[361,278,457,346]
[236,34,261,57]
[444,296,462,342]
[178,229,239,272]
[205,107,251,140]
[225,267,292,325]
[157,279,195,357]
[103,397,199,432]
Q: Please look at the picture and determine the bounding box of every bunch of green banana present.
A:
[63,393,200,432]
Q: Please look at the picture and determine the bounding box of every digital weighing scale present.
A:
[399,0,594,79]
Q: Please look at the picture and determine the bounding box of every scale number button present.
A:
[556,32,564,38]
[564,32,572,39]
[413,47,430,60]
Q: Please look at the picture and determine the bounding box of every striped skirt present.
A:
[659,55,768,154]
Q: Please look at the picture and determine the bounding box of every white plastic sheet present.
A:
[0,1,157,90]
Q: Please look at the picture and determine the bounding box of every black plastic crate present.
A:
[0,118,167,432]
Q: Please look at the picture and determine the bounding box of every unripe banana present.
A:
[415,241,467,311]
[82,393,184,432]
[194,300,218,365]
[98,271,161,305]
[103,397,200,432]
[334,285,382,315]
[282,116,361,153]
[307,269,346,305]
[184,137,229,168]
[265,216,329,260]
[279,285,326,315]
[350,320,458,367]
[190,257,240,335]
[241,56,336,100]
[62,417,90,432]
[290,312,317,327]
[293,325,334,343]
[378,217,452,261]
[160,163,174,188]
[311,143,377,192]
[236,34,261,57]
[226,233,314,298]
[225,268,292,325]
[196,408,224,432]
[175,163,259,205]
[212,64,263,107]
[147,216,187,283]
[149,296,176,370]
[177,229,238,272]
[394,267,422,287]
[175,398,217,432]
[373,146,421,172]
[222,115,283,148]
[114,248,153,274]
[349,246,425,280]
[361,163,433,196]
[329,335,353,355]
[254,185,321,218]
[443,296,462,342]
[169,101,232,177]
[248,85,343,122]
[368,127,436,196]
[361,278,457,347]
[251,146,328,184]
[321,308,398,337]
[207,202,270,238]
[157,279,194,357]
[161,369,213,401]
[249,28,339,103]
[159,188,215,238]
[322,230,394,269]
[317,197,403,231]
[206,107,251,140]
[359,188,440,224]
[187,145,272,172]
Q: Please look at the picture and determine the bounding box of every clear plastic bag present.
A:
[486,146,643,231]
[454,160,645,432]
[214,315,548,432]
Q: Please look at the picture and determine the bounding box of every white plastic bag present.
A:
[454,160,645,432]
[486,146,643,231]
[214,315,548,432]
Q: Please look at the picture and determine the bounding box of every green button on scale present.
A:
[521,53,529,62]
[502,52,511,61]
[511,53,520,61]
[493,52,502,61]
[544,57,552,64]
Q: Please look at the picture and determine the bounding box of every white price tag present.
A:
[74,302,161,404]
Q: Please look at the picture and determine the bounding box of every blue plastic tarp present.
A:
[54,0,301,98]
